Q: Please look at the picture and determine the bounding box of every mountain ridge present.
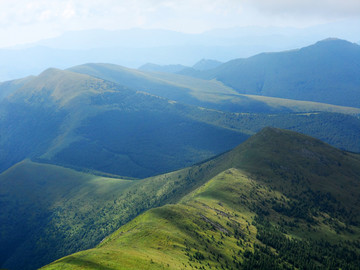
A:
[69,62,360,115]
[0,67,251,177]
[1,66,360,179]
[41,127,360,269]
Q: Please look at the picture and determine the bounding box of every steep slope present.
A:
[0,160,136,270]
[185,38,360,108]
[69,62,360,114]
[0,68,249,177]
[42,128,360,269]
[0,150,234,270]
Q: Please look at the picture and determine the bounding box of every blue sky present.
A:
[0,0,360,48]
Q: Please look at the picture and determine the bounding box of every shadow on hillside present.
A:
[58,257,115,270]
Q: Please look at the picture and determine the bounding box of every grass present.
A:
[43,169,260,270]
[41,128,360,269]
[0,160,137,269]
[2,67,360,269]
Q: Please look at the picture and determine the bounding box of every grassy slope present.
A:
[0,160,137,270]
[42,128,360,269]
[3,67,359,181]
[1,146,246,270]
[2,67,359,179]
[0,68,249,177]
[69,63,360,114]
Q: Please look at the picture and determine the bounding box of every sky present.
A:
[0,0,360,48]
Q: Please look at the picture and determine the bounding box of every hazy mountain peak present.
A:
[192,59,222,71]
[320,37,343,42]
[311,37,360,49]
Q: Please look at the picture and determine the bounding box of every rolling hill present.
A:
[1,66,360,180]
[0,123,256,270]
[181,38,360,108]
[1,157,219,270]
[69,62,360,114]
[0,160,135,270]
[0,68,249,177]
[41,127,360,269]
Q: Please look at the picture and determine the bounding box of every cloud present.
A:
[0,0,242,27]
[0,0,359,47]
[247,0,360,18]
[1,0,358,32]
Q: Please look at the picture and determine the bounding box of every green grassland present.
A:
[42,128,360,269]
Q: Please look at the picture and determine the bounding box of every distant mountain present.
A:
[187,39,360,108]
[69,63,360,115]
[2,19,360,81]
[42,128,360,269]
[138,59,222,74]
[138,63,188,73]
[192,58,223,70]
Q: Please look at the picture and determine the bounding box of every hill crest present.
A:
[41,128,360,269]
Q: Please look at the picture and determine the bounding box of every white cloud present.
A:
[247,0,360,18]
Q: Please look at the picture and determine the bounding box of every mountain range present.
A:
[0,68,250,178]
[1,19,360,82]
[1,37,360,269]
[180,38,360,108]
[1,61,360,180]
